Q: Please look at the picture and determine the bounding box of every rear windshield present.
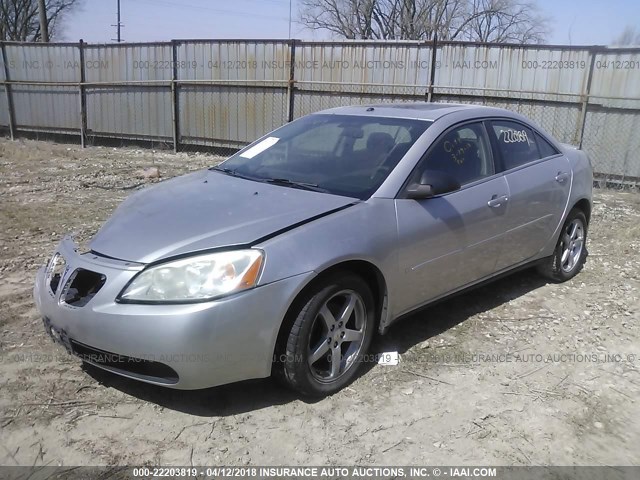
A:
[219,114,431,199]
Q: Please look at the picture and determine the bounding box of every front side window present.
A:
[490,121,540,170]
[416,122,494,186]
[219,114,431,199]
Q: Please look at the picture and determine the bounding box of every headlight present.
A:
[118,249,264,303]
[46,252,67,294]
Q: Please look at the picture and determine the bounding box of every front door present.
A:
[394,121,509,316]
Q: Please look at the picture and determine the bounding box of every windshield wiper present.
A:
[210,168,328,193]
[264,178,329,193]
[209,166,257,180]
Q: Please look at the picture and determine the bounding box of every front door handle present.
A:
[487,195,508,208]
[555,172,569,184]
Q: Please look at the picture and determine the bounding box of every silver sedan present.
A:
[34,103,593,396]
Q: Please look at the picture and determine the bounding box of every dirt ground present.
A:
[0,138,638,467]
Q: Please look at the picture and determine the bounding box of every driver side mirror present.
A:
[405,170,461,200]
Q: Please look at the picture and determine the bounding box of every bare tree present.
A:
[612,26,640,46]
[384,0,468,41]
[300,0,374,39]
[0,0,81,41]
[299,0,549,43]
[463,0,548,43]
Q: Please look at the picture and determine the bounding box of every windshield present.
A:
[217,114,431,199]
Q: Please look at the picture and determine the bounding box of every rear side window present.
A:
[490,121,539,170]
[535,132,560,158]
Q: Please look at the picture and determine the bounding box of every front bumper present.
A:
[33,237,313,389]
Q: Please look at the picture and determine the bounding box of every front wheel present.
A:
[537,209,588,282]
[277,273,375,397]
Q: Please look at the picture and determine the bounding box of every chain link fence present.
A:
[1,39,639,186]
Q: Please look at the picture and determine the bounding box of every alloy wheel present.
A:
[307,289,367,383]
[560,218,585,273]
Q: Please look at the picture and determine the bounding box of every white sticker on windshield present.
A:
[239,136,280,159]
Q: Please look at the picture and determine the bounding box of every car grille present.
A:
[61,268,106,307]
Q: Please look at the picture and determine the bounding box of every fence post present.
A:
[426,34,438,102]
[1,42,16,140]
[287,39,296,122]
[78,39,87,148]
[577,47,597,149]
[171,40,180,153]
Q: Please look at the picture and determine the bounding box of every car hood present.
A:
[89,169,357,263]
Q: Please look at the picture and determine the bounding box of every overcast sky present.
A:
[61,0,639,46]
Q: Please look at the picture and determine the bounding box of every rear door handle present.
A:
[487,195,508,208]
[555,172,569,184]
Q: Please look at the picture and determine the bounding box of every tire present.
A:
[537,209,588,282]
[276,273,376,397]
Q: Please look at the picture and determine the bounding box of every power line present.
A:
[135,0,289,22]
[234,0,290,5]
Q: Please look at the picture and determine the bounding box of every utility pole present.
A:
[112,0,123,42]
[37,0,49,42]
[288,0,292,38]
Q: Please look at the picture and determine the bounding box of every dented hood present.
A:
[89,169,356,263]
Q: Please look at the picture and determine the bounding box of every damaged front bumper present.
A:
[33,237,312,389]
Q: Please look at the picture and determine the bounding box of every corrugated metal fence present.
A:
[1,39,639,182]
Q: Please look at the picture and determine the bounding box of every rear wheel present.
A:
[537,209,588,282]
[276,273,375,397]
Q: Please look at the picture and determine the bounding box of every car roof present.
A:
[316,102,519,122]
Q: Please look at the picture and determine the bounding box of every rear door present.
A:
[488,120,571,270]
[394,121,509,315]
